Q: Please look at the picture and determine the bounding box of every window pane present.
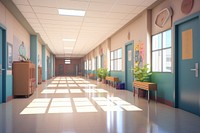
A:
[152,34,162,50]
[111,51,114,60]
[163,48,171,72]
[118,59,122,70]
[114,51,118,59]
[111,60,114,70]
[152,51,162,72]
[163,30,171,48]
[118,49,122,58]
[114,60,117,70]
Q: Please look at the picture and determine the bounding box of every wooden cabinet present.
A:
[13,61,36,97]
[38,67,42,84]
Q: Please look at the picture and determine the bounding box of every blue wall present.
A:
[50,54,53,78]
[42,45,47,80]
[30,35,38,85]
[151,72,174,105]
[110,71,125,82]
[6,75,12,98]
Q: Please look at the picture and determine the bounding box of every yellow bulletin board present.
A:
[182,29,193,60]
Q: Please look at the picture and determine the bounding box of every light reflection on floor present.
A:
[21,77,142,115]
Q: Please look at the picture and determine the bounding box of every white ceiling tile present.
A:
[117,0,143,6]
[22,12,37,19]
[131,6,146,14]
[141,0,157,6]
[107,12,127,19]
[13,0,29,5]
[26,18,39,23]
[90,0,116,4]
[32,7,58,14]
[88,3,113,12]
[16,5,33,12]
[57,0,89,10]
[28,0,58,7]
[111,4,136,13]
[85,11,108,18]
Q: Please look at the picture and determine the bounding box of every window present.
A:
[111,48,122,71]
[84,61,87,70]
[65,59,70,64]
[152,29,172,72]
[88,60,91,70]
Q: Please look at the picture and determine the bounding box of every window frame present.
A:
[64,59,71,64]
[152,29,172,73]
[110,48,122,71]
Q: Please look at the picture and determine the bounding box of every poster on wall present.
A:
[7,43,13,70]
[13,35,21,61]
[134,42,145,67]
[128,50,132,61]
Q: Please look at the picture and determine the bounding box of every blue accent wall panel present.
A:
[42,45,47,80]
[50,54,53,78]
[151,72,174,103]
[110,71,125,82]
[6,75,12,97]
[30,35,38,85]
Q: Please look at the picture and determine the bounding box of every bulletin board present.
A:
[134,42,145,67]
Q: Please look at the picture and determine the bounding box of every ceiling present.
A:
[12,0,158,58]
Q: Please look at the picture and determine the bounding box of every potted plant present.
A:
[132,64,152,82]
[97,68,103,82]
[101,68,108,83]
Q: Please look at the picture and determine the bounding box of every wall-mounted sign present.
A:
[181,0,194,14]
[155,7,172,28]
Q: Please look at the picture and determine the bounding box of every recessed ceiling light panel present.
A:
[62,39,76,42]
[58,9,85,17]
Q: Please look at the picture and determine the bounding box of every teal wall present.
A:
[151,72,174,104]
[6,75,12,98]
[110,71,125,82]
[42,45,47,80]
[50,54,53,78]
[30,35,38,85]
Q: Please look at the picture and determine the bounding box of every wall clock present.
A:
[181,0,194,14]
[155,7,172,28]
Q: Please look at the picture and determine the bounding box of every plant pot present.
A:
[97,78,102,82]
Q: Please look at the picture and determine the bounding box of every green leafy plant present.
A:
[101,68,108,79]
[96,68,109,80]
[132,64,152,82]
[97,68,103,79]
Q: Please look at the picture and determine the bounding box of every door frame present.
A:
[174,11,200,108]
[125,41,134,91]
[0,23,7,103]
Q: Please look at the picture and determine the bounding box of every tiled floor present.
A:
[0,77,200,133]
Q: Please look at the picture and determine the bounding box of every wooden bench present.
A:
[106,76,119,87]
[88,74,96,79]
[133,81,157,102]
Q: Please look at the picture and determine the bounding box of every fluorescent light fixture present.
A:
[58,9,85,16]
[62,38,76,42]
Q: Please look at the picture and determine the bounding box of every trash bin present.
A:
[116,82,125,90]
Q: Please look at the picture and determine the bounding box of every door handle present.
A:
[190,63,198,78]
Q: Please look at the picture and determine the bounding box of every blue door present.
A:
[125,42,133,91]
[176,14,200,116]
[0,29,3,103]
[0,28,6,103]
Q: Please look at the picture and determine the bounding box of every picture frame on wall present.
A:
[7,42,13,70]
